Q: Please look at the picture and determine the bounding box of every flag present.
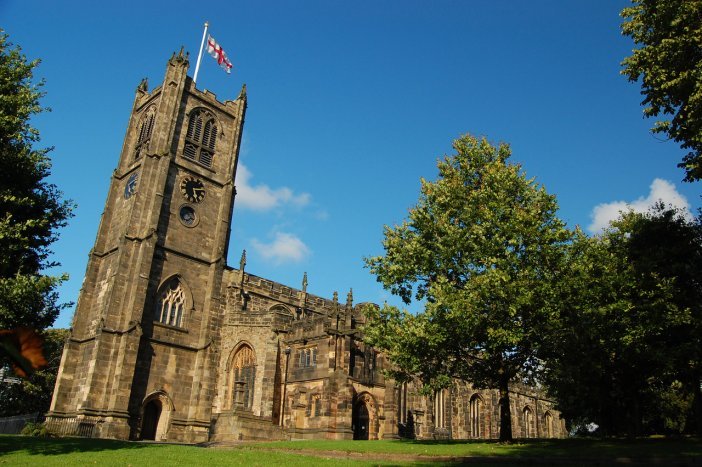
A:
[206,35,233,74]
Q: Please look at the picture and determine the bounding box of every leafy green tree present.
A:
[621,0,702,181]
[543,206,701,435]
[364,134,571,442]
[0,328,69,416]
[622,205,702,434]
[0,31,73,332]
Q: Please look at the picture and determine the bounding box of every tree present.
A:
[621,0,702,181]
[0,31,73,333]
[542,206,702,435]
[0,328,69,416]
[624,206,702,433]
[363,134,571,442]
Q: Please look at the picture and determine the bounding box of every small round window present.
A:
[179,205,198,227]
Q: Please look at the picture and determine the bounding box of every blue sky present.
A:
[3,1,699,329]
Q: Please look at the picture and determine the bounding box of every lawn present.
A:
[253,436,702,460]
[0,436,399,466]
[0,435,700,466]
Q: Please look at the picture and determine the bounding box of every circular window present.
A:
[179,205,198,227]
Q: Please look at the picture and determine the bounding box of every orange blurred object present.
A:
[0,328,48,378]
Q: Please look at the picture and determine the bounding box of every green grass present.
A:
[253,437,702,460]
[0,436,403,466]
[0,435,700,466]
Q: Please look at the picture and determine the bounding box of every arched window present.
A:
[135,107,156,159]
[398,381,408,425]
[523,407,534,438]
[469,394,482,438]
[314,395,322,417]
[183,109,217,168]
[155,278,185,327]
[232,345,256,410]
[544,411,554,438]
[434,389,447,429]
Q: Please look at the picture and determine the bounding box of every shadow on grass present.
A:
[0,434,155,456]
[392,437,702,459]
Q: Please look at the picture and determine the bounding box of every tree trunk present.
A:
[688,376,702,435]
[498,374,513,442]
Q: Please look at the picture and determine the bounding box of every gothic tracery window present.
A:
[183,109,217,168]
[135,106,156,159]
[232,345,256,410]
[155,278,185,327]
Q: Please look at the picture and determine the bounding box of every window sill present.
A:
[153,321,189,333]
[181,154,216,173]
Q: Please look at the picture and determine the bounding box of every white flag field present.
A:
[207,35,233,73]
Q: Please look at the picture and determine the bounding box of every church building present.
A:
[47,50,566,443]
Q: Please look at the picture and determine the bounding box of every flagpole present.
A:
[193,22,209,84]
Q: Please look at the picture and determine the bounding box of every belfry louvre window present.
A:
[183,109,217,168]
[155,278,185,327]
[134,107,155,159]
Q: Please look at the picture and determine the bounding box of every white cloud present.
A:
[588,178,691,233]
[251,232,311,264]
[236,164,311,211]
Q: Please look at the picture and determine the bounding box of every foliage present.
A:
[0,30,73,333]
[0,328,69,416]
[542,206,702,436]
[20,421,49,437]
[621,0,702,181]
[363,134,571,441]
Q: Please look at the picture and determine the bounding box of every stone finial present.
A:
[302,272,308,293]
[346,288,353,308]
[170,47,189,66]
[333,291,338,304]
[239,249,247,272]
[237,83,247,101]
[137,77,148,93]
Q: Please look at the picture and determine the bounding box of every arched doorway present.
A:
[353,401,370,440]
[353,393,378,440]
[140,391,174,441]
[141,399,162,440]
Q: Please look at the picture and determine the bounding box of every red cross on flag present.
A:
[206,35,233,74]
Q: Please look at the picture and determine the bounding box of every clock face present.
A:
[180,176,205,203]
[124,172,138,199]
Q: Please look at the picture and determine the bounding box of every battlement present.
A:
[224,267,348,316]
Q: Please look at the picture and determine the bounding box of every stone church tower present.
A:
[48,49,246,442]
[48,50,566,443]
